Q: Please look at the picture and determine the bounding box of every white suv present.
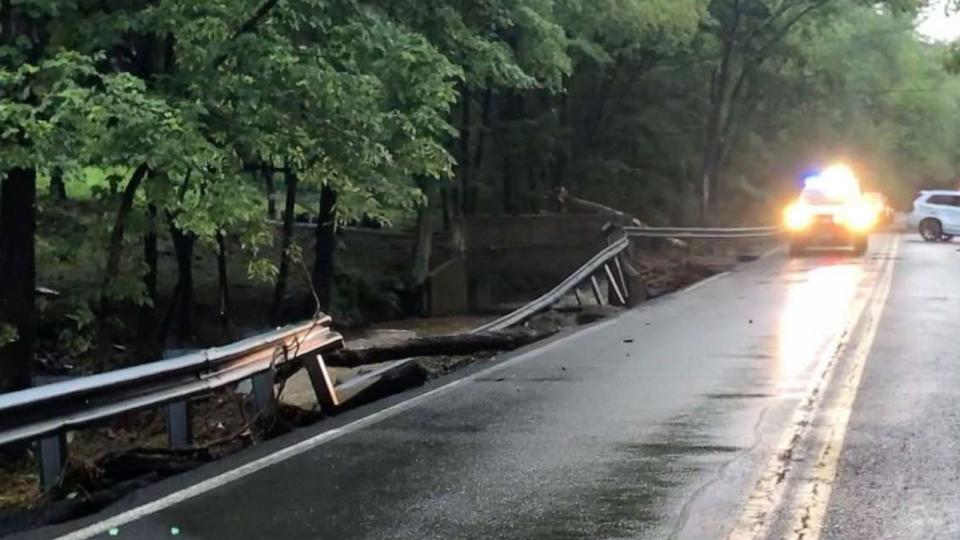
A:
[909,190,960,242]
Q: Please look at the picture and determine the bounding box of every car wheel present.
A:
[852,236,869,256]
[919,218,943,242]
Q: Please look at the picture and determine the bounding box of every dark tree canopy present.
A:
[1,0,957,388]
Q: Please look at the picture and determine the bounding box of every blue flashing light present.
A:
[800,169,821,188]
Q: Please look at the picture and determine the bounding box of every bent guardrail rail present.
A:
[475,225,782,334]
[0,317,343,489]
[474,236,632,333]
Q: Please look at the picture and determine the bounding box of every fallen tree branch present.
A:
[556,187,644,227]
[555,187,685,247]
[323,328,557,368]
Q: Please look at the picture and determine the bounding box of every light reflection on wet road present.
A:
[777,262,863,391]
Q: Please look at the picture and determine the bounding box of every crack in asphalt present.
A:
[668,398,775,540]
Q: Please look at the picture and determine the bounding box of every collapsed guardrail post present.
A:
[304,354,340,412]
[613,256,628,295]
[37,433,66,490]
[589,275,605,306]
[604,263,627,305]
[166,401,193,449]
[251,371,276,416]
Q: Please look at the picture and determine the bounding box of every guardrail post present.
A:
[604,263,627,306]
[37,433,66,490]
[304,354,340,412]
[613,256,628,296]
[251,371,276,415]
[590,275,605,306]
[166,401,193,449]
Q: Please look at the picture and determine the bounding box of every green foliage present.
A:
[0,324,18,349]
[58,302,97,357]
[725,3,960,205]
[4,0,960,361]
[560,0,707,61]
[539,0,960,223]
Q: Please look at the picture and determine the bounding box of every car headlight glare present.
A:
[785,203,813,231]
[843,203,877,232]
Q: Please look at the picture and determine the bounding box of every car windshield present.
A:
[800,189,847,205]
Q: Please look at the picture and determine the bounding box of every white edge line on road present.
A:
[758,244,784,261]
[54,317,621,540]
[679,271,730,294]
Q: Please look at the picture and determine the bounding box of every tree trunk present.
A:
[138,204,159,347]
[440,188,451,231]
[502,156,515,214]
[410,200,433,288]
[554,92,570,193]
[468,88,493,215]
[158,282,180,346]
[410,178,435,315]
[324,327,556,368]
[700,66,726,225]
[271,167,298,324]
[263,167,276,219]
[216,231,231,329]
[167,216,196,342]
[526,163,538,213]
[101,164,149,308]
[456,85,471,219]
[311,184,337,313]
[0,167,36,392]
[49,167,67,200]
[699,4,739,225]
[700,113,724,225]
[501,91,524,214]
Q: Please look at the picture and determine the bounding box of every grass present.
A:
[0,460,42,511]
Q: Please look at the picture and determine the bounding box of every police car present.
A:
[783,165,877,257]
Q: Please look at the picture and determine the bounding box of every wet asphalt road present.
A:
[28,232,960,540]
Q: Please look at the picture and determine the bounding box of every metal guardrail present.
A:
[474,225,781,333]
[0,318,343,488]
[473,236,632,333]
